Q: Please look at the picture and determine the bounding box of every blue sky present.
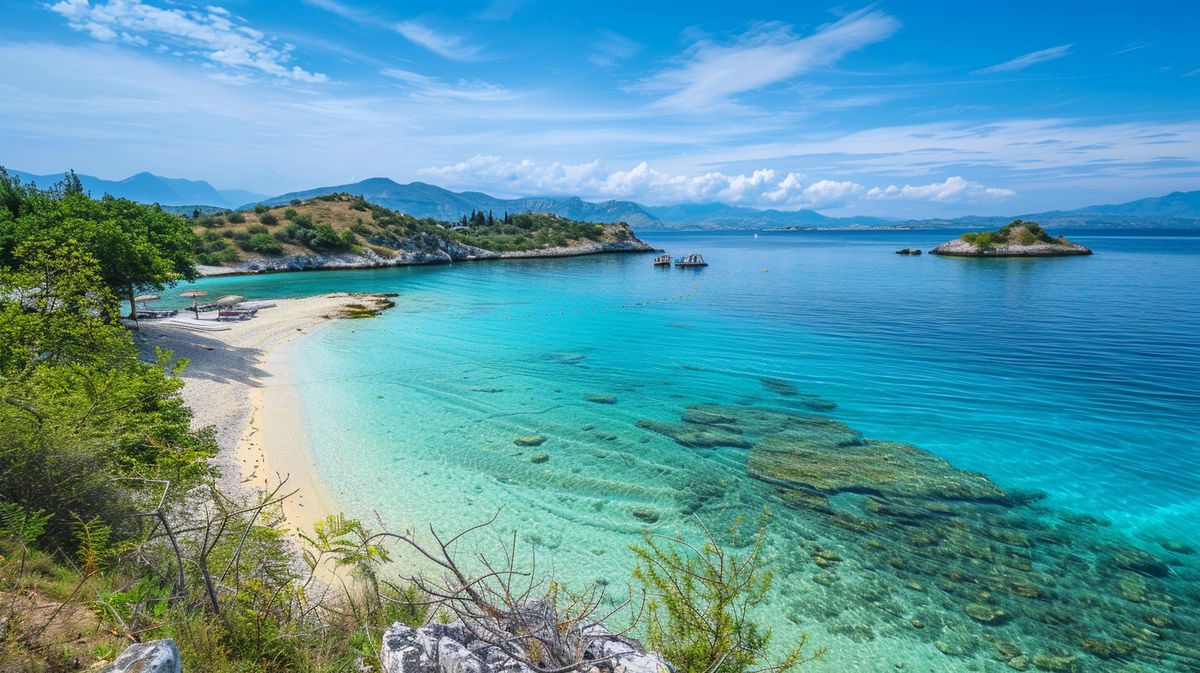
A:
[1,0,1197,216]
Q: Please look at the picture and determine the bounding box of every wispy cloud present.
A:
[634,8,899,110]
[975,44,1072,75]
[1113,40,1152,56]
[302,1,484,61]
[475,0,524,21]
[867,176,1015,202]
[393,20,483,61]
[381,68,515,102]
[589,30,641,68]
[48,0,327,82]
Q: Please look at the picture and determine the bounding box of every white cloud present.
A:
[48,0,327,82]
[393,20,482,61]
[867,176,1015,202]
[381,68,514,102]
[420,155,876,208]
[635,9,899,110]
[589,30,640,68]
[975,44,1072,75]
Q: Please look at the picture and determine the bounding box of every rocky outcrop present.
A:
[379,622,671,673]
[930,238,1092,257]
[930,221,1092,257]
[102,639,181,673]
[198,225,657,276]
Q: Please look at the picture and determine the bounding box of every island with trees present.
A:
[190,192,655,275]
[930,220,1092,257]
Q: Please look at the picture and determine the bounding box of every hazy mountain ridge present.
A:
[9,169,266,209]
[902,191,1200,229]
[12,168,1199,229]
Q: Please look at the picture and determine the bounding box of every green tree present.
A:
[0,169,197,318]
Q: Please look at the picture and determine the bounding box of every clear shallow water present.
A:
[182,230,1200,672]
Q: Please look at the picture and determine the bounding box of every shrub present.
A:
[246,224,269,235]
[242,233,283,255]
[259,211,278,226]
[254,203,269,214]
[284,208,299,221]
[631,513,823,673]
[226,211,246,224]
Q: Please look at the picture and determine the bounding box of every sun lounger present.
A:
[135,309,178,319]
[216,310,253,321]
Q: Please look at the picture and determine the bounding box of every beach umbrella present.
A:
[215,295,245,307]
[180,289,208,318]
[134,294,161,302]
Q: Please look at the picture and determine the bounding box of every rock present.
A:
[530,452,550,464]
[583,393,618,404]
[437,637,489,673]
[760,376,799,396]
[749,433,1007,504]
[381,624,436,673]
[895,248,922,255]
[1031,652,1078,672]
[514,435,547,447]
[636,419,751,449]
[964,602,1009,625]
[102,639,181,673]
[1007,656,1029,671]
[1154,537,1195,555]
[1109,546,1170,577]
[631,507,660,524]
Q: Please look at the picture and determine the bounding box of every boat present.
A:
[653,253,672,266]
[674,252,708,268]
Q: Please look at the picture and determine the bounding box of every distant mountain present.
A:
[8,169,266,209]
[902,191,1200,229]
[645,202,892,229]
[252,178,661,228]
[250,178,898,230]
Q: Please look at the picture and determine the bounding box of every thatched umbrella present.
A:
[215,295,245,307]
[180,289,208,319]
[132,294,161,317]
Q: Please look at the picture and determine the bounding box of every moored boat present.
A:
[674,252,708,267]
[653,253,672,266]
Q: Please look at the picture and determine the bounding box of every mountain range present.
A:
[8,168,1199,229]
[8,169,266,210]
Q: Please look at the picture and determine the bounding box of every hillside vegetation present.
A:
[959,220,1071,248]
[189,193,636,266]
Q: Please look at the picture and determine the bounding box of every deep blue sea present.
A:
[180,230,1200,672]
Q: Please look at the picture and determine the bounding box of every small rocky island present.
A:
[931,220,1092,257]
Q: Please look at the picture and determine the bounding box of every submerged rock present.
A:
[583,393,618,404]
[749,434,1006,504]
[514,435,547,447]
[760,376,800,396]
[636,419,751,449]
[529,452,549,463]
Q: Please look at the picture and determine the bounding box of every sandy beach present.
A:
[134,293,389,539]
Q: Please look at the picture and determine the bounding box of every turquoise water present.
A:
[182,230,1200,672]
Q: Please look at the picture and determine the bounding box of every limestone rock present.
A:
[101,639,181,673]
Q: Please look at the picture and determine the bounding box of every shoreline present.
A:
[197,241,658,277]
[135,294,378,534]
